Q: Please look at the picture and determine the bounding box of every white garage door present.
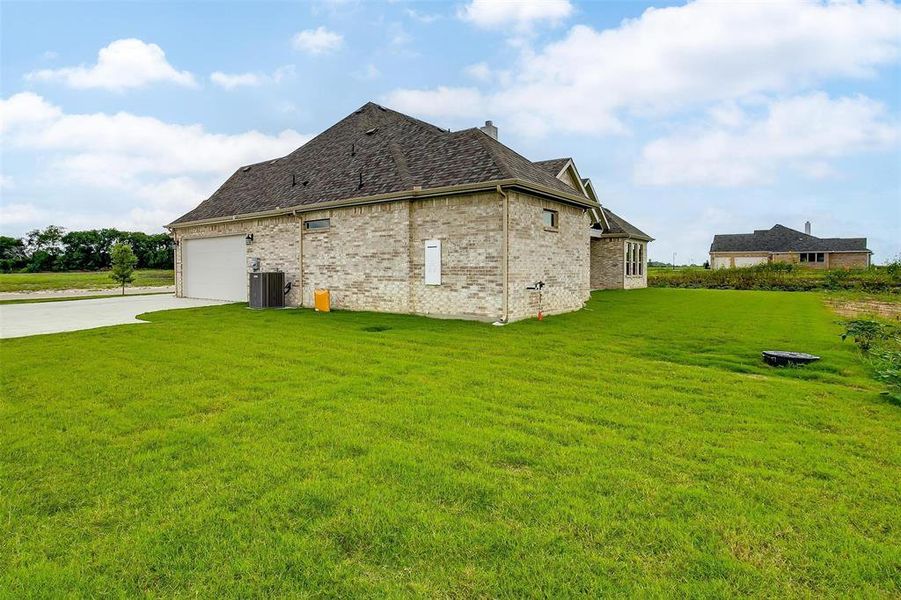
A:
[733,256,768,268]
[183,236,247,301]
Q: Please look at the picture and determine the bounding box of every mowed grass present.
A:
[0,269,173,292]
[1,289,899,597]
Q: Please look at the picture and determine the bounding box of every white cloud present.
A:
[465,62,492,82]
[292,26,343,55]
[1,94,308,179]
[0,91,61,133]
[382,87,485,121]
[388,0,901,137]
[0,92,311,231]
[0,203,48,226]
[211,72,264,89]
[25,39,197,91]
[210,65,295,90]
[459,0,572,29]
[405,8,441,24]
[0,175,14,190]
[635,93,899,187]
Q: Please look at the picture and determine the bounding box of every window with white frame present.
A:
[625,241,644,276]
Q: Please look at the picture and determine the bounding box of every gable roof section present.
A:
[533,157,589,197]
[710,224,869,253]
[592,207,653,241]
[534,158,571,176]
[170,103,591,226]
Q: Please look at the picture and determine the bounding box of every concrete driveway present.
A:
[0,294,230,339]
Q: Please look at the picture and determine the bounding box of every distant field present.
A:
[0,269,174,292]
[1,289,898,597]
[649,264,900,293]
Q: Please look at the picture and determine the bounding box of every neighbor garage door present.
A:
[733,256,768,268]
[183,236,247,301]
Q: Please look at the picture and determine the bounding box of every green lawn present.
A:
[1,289,899,597]
[0,269,173,292]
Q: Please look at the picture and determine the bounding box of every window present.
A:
[543,209,558,230]
[800,252,824,263]
[304,218,330,231]
[625,242,644,277]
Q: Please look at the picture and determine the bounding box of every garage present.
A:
[733,256,768,268]
[183,236,247,301]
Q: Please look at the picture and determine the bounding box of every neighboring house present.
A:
[168,102,652,322]
[710,223,871,269]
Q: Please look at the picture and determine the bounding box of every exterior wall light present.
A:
[245,233,254,245]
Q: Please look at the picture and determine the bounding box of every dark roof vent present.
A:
[365,128,378,135]
[242,166,251,172]
[358,172,363,189]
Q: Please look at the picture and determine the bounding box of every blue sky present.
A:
[1,0,899,263]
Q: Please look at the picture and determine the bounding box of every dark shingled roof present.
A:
[592,207,653,241]
[710,224,869,253]
[171,103,586,225]
[534,157,571,177]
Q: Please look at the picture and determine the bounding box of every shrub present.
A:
[840,319,901,402]
[840,319,892,352]
[649,263,900,293]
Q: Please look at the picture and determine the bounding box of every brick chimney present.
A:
[805,221,811,235]
[479,120,498,140]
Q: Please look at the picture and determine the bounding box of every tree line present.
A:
[0,225,174,273]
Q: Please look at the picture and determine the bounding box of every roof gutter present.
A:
[167,178,597,229]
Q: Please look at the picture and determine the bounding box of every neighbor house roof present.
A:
[170,103,593,226]
[591,207,653,242]
[710,224,869,253]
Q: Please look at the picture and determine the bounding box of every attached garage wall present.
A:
[173,216,302,305]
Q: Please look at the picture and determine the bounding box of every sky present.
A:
[1,0,899,264]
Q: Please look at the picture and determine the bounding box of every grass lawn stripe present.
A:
[1,288,898,596]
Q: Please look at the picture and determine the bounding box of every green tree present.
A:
[109,243,137,295]
[24,225,66,272]
[0,236,26,272]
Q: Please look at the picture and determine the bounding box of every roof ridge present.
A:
[467,128,515,179]
[368,102,448,135]
[387,141,412,188]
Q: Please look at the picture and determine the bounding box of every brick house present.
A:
[709,223,871,269]
[168,102,652,322]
